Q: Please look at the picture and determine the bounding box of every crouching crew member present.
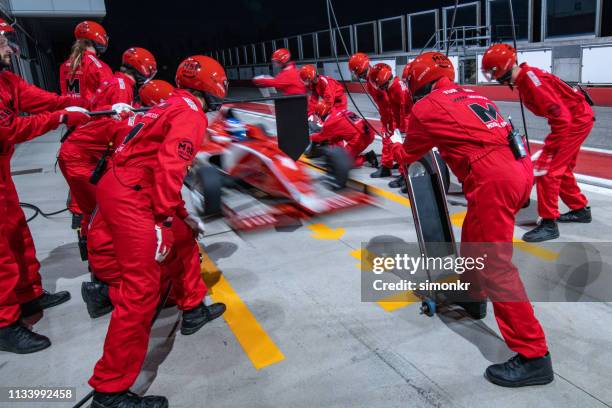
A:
[310,101,377,168]
[482,44,595,242]
[390,52,553,388]
[299,64,347,116]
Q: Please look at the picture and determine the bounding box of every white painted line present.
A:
[528,139,612,155]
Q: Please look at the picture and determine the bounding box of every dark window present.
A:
[380,17,404,52]
[445,4,479,44]
[355,23,376,53]
[255,43,265,63]
[333,26,352,56]
[243,46,252,65]
[275,39,286,50]
[317,30,332,57]
[546,0,597,37]
[490,0,529,41]
[410,12,438,50]
[288,37,300,60]
[302,34,315,59]
[603,0,612,37]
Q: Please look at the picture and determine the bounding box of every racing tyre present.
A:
[193,164,223,216]
[433,151,451,193]
[323,146,352,190]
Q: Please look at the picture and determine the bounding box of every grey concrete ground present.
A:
[2,110,612,408]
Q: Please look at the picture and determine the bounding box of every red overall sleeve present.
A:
[15,73,75,113]
[390,113,434,165]
[311,114,342,143]
[307,90,319,116]
[521,70,572,153]
[0,111,63,145]
[253,69,292,88]
[152,109,206,220]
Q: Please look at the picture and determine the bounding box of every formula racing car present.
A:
[188,103,374,231]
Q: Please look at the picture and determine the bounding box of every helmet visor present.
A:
[481,67,496,82]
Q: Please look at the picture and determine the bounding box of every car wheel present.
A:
[192,164,223,216]
[323,146,352,190]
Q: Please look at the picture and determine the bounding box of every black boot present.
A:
[363,150,379,168]
[557,206,591,223]
[81,281,113,318]
[91,390,168,408]
[522,219,559,242]
[388,175,404,189]
[21,290,71,318]
[485,352,554,387]
[370,166,391,178]
[0,322,51,354]
[181,302,226,335]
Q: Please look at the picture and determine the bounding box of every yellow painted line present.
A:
[350,248,414,311]
[512,238,560,261]
[199,247,285,369]
[307,223,346,240]
[450,211,467,227]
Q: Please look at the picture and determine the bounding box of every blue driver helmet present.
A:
[225,117,247,141]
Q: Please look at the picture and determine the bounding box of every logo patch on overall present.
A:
[177,139,194,160]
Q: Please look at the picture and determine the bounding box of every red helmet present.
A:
[348,53,370,78]
[139,79,174,106]
[401,61,413,81]
[299,64,317,84]
[482,43,517,82]
[404,52,455,97]
[0,18,14,35]
[176,55,228,110]
[271,48,291,65]
[122,47,157,82]
[369,63,393,91]
[314,100,331,118]
[74,21,108,53]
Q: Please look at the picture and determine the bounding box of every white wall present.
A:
[582,46,612,84]
[238,67,253,80]
[322,62,352,80]
[253,66,271,76]
[9,0,106,17]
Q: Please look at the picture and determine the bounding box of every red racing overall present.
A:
[514,63,594,220]
[252,62,306,95]
[311,109,375,166]
[59,50,112,216]
[0,71,79,327]
[58,72,135,235]
[307,75,347,116]
[382,77,413,169]
[88,89,207,392]
[392,77,548,358]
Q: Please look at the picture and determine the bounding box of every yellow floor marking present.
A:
[350,249,414,311]
[512,238,560,261]
[450,211,467,227]
[307,223,346,240]
[200,247,285,369]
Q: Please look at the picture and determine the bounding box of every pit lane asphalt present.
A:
[4,114,612,407]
